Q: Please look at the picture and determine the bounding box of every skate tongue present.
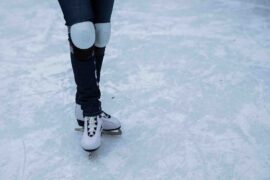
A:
[85,116,98,137]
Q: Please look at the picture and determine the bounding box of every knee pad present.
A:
[69,21,95,60]
[94,23,111,48]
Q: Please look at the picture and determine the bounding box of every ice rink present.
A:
[0,0,270,179]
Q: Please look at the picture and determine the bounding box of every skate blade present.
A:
[75,128,122,135]
[88,152,94,158]
[82,147,99,159]
[88,150,99,159]
[102,129,122,135]
[74,127,83,132]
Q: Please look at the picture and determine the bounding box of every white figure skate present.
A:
[75,104,122,135]
[80,116,103,156]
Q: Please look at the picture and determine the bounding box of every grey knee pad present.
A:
[69,21,95,60]
[94,23,111,48]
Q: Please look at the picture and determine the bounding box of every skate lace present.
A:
[86,117,98,137]
[99,111,111,119]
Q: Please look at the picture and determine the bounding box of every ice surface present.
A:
[0,0,270,179]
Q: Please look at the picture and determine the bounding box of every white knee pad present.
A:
[70,21,95,49]
[94,23,111,48]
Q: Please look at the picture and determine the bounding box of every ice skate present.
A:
[80,116,103,153]
[75,104,122,135]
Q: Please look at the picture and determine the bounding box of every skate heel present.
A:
[77,119,84,127]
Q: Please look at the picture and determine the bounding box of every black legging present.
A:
[58,0,114,116]
[58,0,114,26]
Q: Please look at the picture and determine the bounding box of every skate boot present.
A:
[81,116,103,152]
[76,104,122,135]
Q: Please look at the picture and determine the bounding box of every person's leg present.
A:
[72,0,121,133]
[58,0,94,26]
[58,0,101,116]
[92,0,115,83]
